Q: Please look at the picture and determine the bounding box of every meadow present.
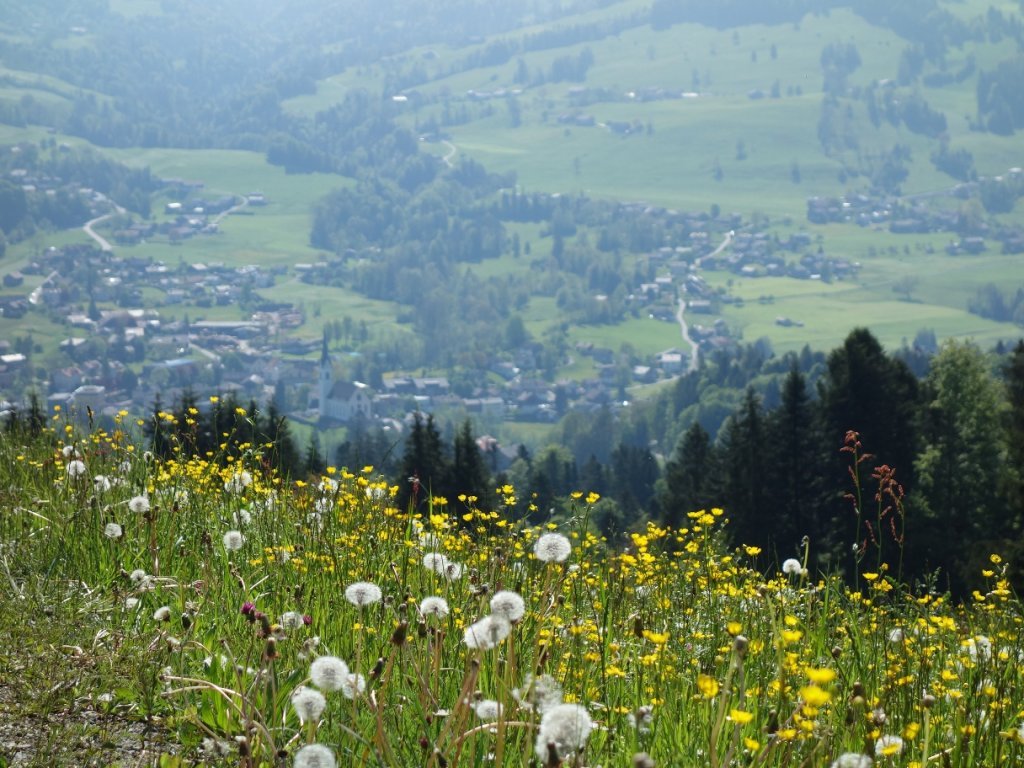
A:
[2,414,1023,766]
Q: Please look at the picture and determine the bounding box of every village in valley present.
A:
[3,151,1023,447]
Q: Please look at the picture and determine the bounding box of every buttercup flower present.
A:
[874,735,903,758]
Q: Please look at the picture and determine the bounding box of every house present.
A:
[318,336,373,424]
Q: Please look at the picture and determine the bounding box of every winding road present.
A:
[83,204,125,252]
[676,232,733,374]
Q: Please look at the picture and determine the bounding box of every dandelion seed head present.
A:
[280,611,305,630]
[225,470,253,493]
[473,699,502,721]
[782,558,802,575]
[888,628,904,644]
[463,614,512,650]
[489,590,526,622]
[103,522,123,539]
[66,460,87,478]
[534,532,572,563]
[423,552,449,574]
[535,703,594,761]
[222,530,245,551]
[291,686,327,724]
[310,655,349,692]
[513,674,563,714]
[831,754,873,768]
[93,475,111,493]
[341,672,366,700]
[128,495,150,514]
[419,596,450,619]
[233,508,252,526]
[293,744,336,768]
[153,606,171,622]
[344,581,382,607]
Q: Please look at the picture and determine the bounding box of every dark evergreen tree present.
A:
[767,366,825,564]
[818,328,919,572]
[448,419,492,508]
[712,388,769,551]
[658,421,713,530]
[397,412,450,511]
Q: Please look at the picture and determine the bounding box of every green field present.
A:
[2,0,1024,384]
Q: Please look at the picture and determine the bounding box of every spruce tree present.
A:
[658,421,713,530]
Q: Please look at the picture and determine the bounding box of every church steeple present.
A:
[319,329,332,419]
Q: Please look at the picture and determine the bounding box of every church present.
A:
[318,335,373,425]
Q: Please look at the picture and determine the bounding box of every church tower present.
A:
[318,331,332,418]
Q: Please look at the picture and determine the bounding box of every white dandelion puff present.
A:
[966,635,992,662]
[280,611,305,631]
[534,532,572,563]
[831,754,873,768]
[463,614,512,651]
[293,743,336,768]
[473,699,502,721]
[444,560,465,580]
[419,596,450,619]
[535,703,594,762]
[93,475,111,493]
[225,471,252,493]
[153,606,171,622]
[423,552,449,574]
[103,522,123,539]
[489,590,526,622]
[66,460,87,478]
[344,581,382,607]
[291,686,327,724]
[128,495,150,514]
[310,656,349,692]
[513,673,563,714]
[233,508,252,526]
[340,672,366,700]
[222,530,245,551]
[888,628,905,644]
[782,558,803,575]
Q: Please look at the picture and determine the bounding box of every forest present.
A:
[8,329,1017,597]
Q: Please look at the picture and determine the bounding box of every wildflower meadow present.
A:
[1,413,1024,767]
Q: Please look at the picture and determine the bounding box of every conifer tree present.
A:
[397,412,449,511]
[767,366,824,563]
[658,421,713,530]
[448,419,492,508]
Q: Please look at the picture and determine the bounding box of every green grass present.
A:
[3,425,1024,766]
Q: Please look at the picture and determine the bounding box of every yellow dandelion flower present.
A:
[697,674,719,699]
[731,709,754,725]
